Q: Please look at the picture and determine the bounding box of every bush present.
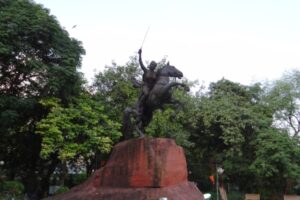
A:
[228,191,244,200]
[54,186,69,194]
[63,173,88,188]
[69,173,87,186]
[0,180,24,200]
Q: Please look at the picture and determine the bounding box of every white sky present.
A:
[34,0,300,86]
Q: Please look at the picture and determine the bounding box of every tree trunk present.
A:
[23,157,59,200]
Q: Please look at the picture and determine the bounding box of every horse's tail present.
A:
[121,107,134,140]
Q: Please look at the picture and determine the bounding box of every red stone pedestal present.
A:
[45,137,204,200]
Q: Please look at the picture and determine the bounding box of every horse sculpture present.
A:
[122,62,189,139]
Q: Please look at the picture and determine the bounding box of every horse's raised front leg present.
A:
[161,82,189,108]
[162,82,189,94]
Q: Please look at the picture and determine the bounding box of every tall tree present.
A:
[188,79,274,192]
[188,78,300,199]
[250,129,300,199]
[36,93,121,177]
[265,70,300,138]
[92,59,140,123]
[256,69,300,198]
[0,0,84,198]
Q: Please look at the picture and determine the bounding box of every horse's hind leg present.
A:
[136,125,144,137]
[135,111,145,137]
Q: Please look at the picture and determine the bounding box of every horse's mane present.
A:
[156,63,170,77]
[156,67,163,76]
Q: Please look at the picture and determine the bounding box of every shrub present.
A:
[0,181,24,199]
[54,186,69,194]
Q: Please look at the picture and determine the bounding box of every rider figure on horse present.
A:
[121,49,188,138]
[137,48,157,111]
[136,48,158,133]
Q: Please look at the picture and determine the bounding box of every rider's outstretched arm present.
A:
[138,48,146,72]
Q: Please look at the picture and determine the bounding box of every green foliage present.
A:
[0,0,85,197]
[146,108,192,147]
[228,191,244,200]
[0,180,24,200]
[265,69,300,137]
[255,70,300,197]
[189,79,274,192]
[146,88,196,148]
[36,94,121,162]
[0,0,85,99]
[187,77,300,197]
[196,79,270,157]
[69,173,87,187]
[250,129,300,197]
[92,59,140,123]
[54,186,69,195]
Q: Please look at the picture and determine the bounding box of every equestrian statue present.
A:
[122,48,189,139]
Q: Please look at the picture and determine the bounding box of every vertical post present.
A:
[216,164,219,200]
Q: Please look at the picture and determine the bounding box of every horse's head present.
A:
[159,62,183,79]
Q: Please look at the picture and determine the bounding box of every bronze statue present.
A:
[135,49,158,133]
[122,49,189,138]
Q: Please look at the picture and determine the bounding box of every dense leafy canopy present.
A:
[0,0,86,198]
[92,59,140,123]
[146,88,195,148]
[265,70,300,138]
[36,95,121,161]
[0,0,84,99]
[187,78,300,198]
[250,129,300,197]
